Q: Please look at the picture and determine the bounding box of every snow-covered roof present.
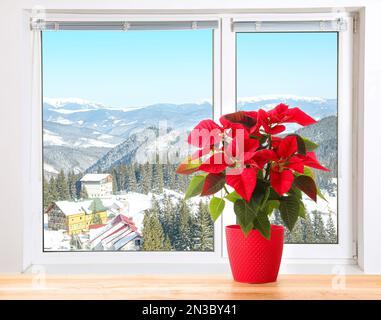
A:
[90,214,139,249]
[53,200,106,216]
[80,173,111,182]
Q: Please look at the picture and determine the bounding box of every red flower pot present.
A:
[226,224,284,283]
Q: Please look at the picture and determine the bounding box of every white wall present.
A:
[1,0,381,273]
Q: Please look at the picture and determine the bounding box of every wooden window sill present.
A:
[1,274,381,299]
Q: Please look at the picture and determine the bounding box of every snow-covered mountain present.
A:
[43,96,337,175]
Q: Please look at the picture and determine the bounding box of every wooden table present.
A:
[0,274,380,300]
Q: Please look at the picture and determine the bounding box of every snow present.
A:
[54,118,74,125]
[44,163,59,174]
[54,200,94,216]
[43,130,66,146]
[80,173,111,182]
[237,95,327,104]
[44,230,71,251]
[44,97,104,109]
[44,129,118,148]
[52,108,94,115]
[75,137,115,148]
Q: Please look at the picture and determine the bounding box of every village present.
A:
[44,173,146,251]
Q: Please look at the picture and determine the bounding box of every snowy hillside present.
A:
[43,95,337,176]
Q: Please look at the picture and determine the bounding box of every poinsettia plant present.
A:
[176,103,329,239]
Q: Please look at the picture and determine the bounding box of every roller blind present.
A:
[233,19,347,32]
[31,20,219,31]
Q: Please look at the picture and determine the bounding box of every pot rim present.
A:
[225,224,284,231]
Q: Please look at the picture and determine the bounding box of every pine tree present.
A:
[194,201,214,251]
[167,165,176,191]
[160,194,175,243]
[141,163,152,194]
[48,176,58,203]
[112,167,119,193]
[119,164,128,191]
[326,213,337,243]
[290,219,304,243]
[79,185,89,199]
[312,211,328,243]
[142,210,165,251]
[163,236,171,251]
[173,200,192,251]
[126,164,138,192]
[43,177,53,209]
[91,212,102,224]
[56,169,69,200]
[153,164,164,193]
[302,213,315,243]
[67,171,77,200]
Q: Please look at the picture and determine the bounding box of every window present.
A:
[236,32,338,244]
[34,14,354,263]
[42,23,215,252]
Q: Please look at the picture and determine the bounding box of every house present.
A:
[90,214,142,251]
[45,199,108,235]
[80,173,113,199]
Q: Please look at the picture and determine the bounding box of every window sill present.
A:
[24,259,362,275]
[3,273,379,300]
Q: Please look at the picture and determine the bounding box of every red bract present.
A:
[187,119,223,148]
[179,104,328,205]
[258,103,317,134]
[220,111,260,137]
[226,167,258,202]
[199,153,233,174]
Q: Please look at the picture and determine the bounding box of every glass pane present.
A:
[236,32,338,244]
[42,30,214,251]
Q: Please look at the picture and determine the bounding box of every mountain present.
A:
[43,99,212,139]
[295,115,337,193]
[43,120,124,176]
[88,115,338,187]
[43,96,337,176]
[86,127,189,173]
[43,95,336,138]
[237,95,337,120]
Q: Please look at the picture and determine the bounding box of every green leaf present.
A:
[301,167,327,201]
[262,200,280,216]
[302,137,319,151]
[251,180,267,204]
[316,188,327,201]
[184,174,206,200]
[234,199,257,236]
[289,186,302,199]
[254,210,271,240]
[298,201,306,218]
[294,175,317,202]
[302,166,315,178]
[225,191,242,203]
[279,196,300,232]
[201,173,225,196]
[259,186,271,209]
[176,156,201,175]
[209,197,225,222]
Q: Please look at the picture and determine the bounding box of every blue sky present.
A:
[42,30,337,107]
[236,32,338,99]
[42,30,213,107]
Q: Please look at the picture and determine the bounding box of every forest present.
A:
[43,161,336,250]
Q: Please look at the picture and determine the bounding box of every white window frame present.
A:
[220,13,356,263]
[28,11,357,268]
